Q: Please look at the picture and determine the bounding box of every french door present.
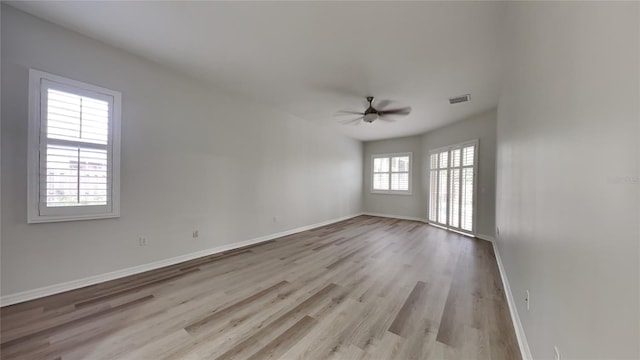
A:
[428,140,477,234]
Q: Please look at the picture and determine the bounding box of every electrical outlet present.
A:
[139,236,148,246]
[525,290,530,310]
[554,346,561,360]
[192,230,199,238]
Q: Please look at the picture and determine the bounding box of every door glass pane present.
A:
[438,170,448,224]
[430,153,438,170]
[429,170,438,221]
[451,148,461,168]
[449,168,460,228]
[439,151,448,169]
[463,146,475,166]
[461,167,474,231]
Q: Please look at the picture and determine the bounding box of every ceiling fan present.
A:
[335,96,411,125]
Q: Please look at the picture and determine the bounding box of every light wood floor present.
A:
[1,216,520,360]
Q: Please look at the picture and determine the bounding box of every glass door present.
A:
[428,141,477,234]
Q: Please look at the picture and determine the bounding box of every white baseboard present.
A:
[362,212,427,223]
[1,211,533,360]
[0,213,363,307]
[475,234,495,242]
[491,239,533,360]
[362,212,531,360]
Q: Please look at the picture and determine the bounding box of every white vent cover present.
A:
[449,94,471,104]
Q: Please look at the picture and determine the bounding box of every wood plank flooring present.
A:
[0,216,521,360]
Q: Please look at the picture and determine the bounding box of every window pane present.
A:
[373,157,390,173]
[44,145,109,207]
[391,156,409,172]
[439,151,448,168]
[429,170,438,221]
[451,149,461,168]
[78,148,108,205]
[373,173,389,190]
[45,145,79,206]
[430,153,438,170]
[463,145,475,166]
[391,173,409,191]
[47,89,109,145]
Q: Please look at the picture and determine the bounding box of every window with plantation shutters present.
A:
[428,141,477,234]
[28,70,121,223]
[371,153,411,194]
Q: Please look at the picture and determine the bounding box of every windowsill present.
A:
[28,212,120,224]
[370,190,413,196]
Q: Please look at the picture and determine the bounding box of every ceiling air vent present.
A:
[449,94,470,104]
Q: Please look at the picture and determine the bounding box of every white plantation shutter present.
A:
[438,166,448,223]
[428,154,438,221]
[373,157,390,190]
[390,156,410,191]
[428,141,477,234]
[371,153,412,194]
[28,70,121,223]
[373,174,389,190]
[44,145,108,207]
[460,146,475,231]
[449,166,460,228]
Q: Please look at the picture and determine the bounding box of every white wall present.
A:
[496,2,639,359]
[362,135,423,219]
[0,4,3,293]
[362,110,497,239]
[0,6,363,297]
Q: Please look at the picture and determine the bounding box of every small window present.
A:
[28,69,121,223]
[371,153,412,194]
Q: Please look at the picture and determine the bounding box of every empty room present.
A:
[1,1,638,360]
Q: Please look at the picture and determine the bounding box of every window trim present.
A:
[370,152,413,195]
[427,139,478,235]
[27,69,122,223]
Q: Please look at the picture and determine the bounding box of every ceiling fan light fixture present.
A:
[363,113,378,123]
[335,96,410,125]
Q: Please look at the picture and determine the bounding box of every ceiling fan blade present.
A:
[339,116,363,125]
[379,107,412,116]
[375,99,392,110]
[334,110,364,117]
[378,116,397,122]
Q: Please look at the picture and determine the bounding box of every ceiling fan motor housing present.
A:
[363,112,378,123]
[364,96,379,123]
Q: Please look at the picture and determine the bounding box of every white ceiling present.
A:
[9,1,506,141]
